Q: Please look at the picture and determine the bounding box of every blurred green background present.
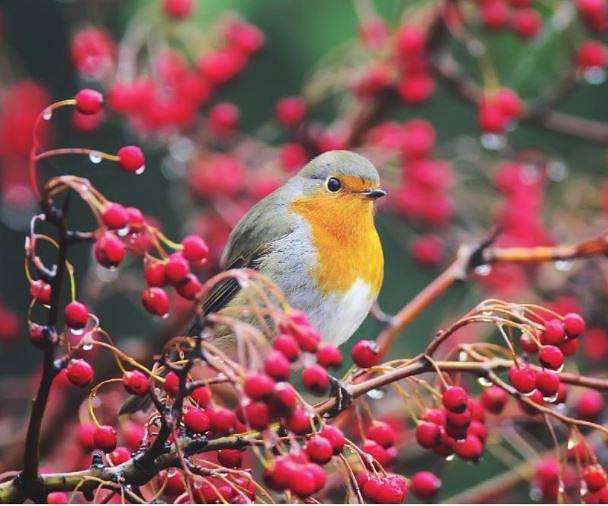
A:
[0,0,607,501]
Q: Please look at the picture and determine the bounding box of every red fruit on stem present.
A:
[576,390,604,420]
[165,252,190,285]
[66,359,93,387]
[64,301,89,329]
[243,401,270,430]
[319,425,345,453]
[539,345,564,371]
[454,434,484,461]
[93,425,118,452]
[351,339,380,368]
[217,449,242,468]
[481,386,508,414]
[316,344,343,369]
[301,364,330,394]
[508,365,536,394]
[141,287,170,317]
[30,280,51,305]
[542,319,565,345]
[415,421,441,449]
[209,102,239,138]
[144,259,166,287]
[210,407,236,435]
[191,386,211,406]
[184,408,210,433]
[75,89,103,115]
[264,350,291,381]
[512,8,542,38]
[117,145,145,173]
[273,334,301,361]
[583,465,607,492]
[110,446,131,465]
[305,436,333,464]
[366,421,396,448]
[102,202,129,230]
[411,471,441,500]
[275,96,307,127]
[181,235,209,263]
[164,371,180,396]
[162,0,194,19]
[442,386,468,413]
[123,370,150,396]
[563,312,586,337]
[535,370,560,398]
[94,232,125,268]
[244,373,275,400]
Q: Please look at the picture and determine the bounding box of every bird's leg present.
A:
[326,375,353,417]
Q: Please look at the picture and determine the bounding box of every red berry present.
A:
[264,350,291,381]
[453,434,484,461]
[102,202,128,230]
[217,449,242,468]
[576,390,604,420]
[243,401,270,430]
[583,465,607,492]
[446,407,472,429]
[30,280,51,305]
[278,143,308,172]
[141,287,170,317]
[175,274,202,300]
[301,364,329,394]
[520,333,540,353]
[75,89,103,115]
[351,340,380,368]
[285,407,312,435]
[29,323,46,345]
[362,439,394,467]
[397,72,435,103]
[559,337,578,357]
[539,345,564,371]
[144,259,166,287]
[563,312,586,337]
[94,232,125,268]
[275,96,307,127]
[162,0,194,19]
[184,408,210,433]
[117,145,145,173]
[319,425,345,454]
[395,25,427,59]
[411,471,441,500]
[412,234,444,266]
[209,102,239,138]
[198,49,244,85]
[64,301,89,329]
[577,41,607,69]
[468,419,488,443]
[316,344,343,369]
[542,319,566,345]
[244,373,275,400]
[535,457,559,485]
[480,0,510,28]
[225,20,264,56]
[93,425,117,452]
[47,492,69,504]
[270,382,298,415]
[424,408,447,425]
[415,421,441,449]
[181,235,209,263]
[478,103,506,133]
[210,407,236,435]
[305,436,333,464]
[66,359,93,387]
[164,371,180,396]
[264,456,294,491]
[123,370,150,396]
[273,334,300,362]
[364,474,407,503]
[109,446,131,465]
[366,421,396,448]
[512,8,542,38]
[442,386,468,413]
[122,423,145,451]
[480,386,508,414]
[191,386,211,406]
[493,88,523,119]
[508,365,536,394]
[77,422,97,450]
[535,370,560,398]
[165,253,190,285]
[289,467,317,498]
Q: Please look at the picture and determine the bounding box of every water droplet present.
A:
[459,351,468,362]
[478,377,492,387]
[117,226,130,237]
[445,454,455,462]
[42,108,53,120]
[481,133,506,151]
[475,264,491,276]
[554,260,572,272]
[82,340,94,351]
[71,327,84,336]
[135,165,146,175]
[367,388,385,400]
[547,160,568,181]
[161,313,169,320]
[580,481,588,497]
[89,152,102,164]
[584,67,606,85]
[567,438,576,450]
[543,393,558,403]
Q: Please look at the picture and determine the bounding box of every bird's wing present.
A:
[200,191,296,319]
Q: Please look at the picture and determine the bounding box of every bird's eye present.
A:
[326,177,342,192]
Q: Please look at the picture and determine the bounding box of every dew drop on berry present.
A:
[446,454,455,462]
[135,165,146,175]
[89,152,103,164]
[42,108,53,120]
[480,133,506,151]
[554,260,572,272]
[478,377,492,387]
[584,67,606,85]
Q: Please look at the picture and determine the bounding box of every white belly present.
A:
[310,279,376,348]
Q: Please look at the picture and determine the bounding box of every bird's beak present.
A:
[363,188,387,199]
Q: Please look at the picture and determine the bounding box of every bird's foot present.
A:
[326,375,353,418]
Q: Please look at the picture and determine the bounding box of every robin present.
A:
[194,149,385,349]
[122,150,385,414]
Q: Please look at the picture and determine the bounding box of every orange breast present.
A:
[290,192,384,297]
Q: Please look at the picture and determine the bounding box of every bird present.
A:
[193,149,385,353]
[121,150,385,414]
